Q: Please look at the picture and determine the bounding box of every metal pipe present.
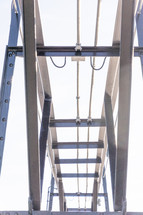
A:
[77,0,80,44]
[76,0,80,209]
[85,0,101,209]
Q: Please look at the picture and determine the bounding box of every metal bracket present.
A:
[76,117,81,124]
[87,117,92,124]
[75,43,82,51]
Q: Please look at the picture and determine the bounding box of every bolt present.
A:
[9,52,12,57]
[7,81,11,85]
[2,118,6,122]
[5,99,9,103]
[0,137,4,141]
[9,63,13,67]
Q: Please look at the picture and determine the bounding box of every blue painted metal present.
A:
[102,167,109,212]
[0,0,20,174]
[136,0,143,76]
[40,95,51,193]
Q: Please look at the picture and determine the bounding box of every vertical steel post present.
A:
[22,0,41,210]
[0,0,20,174]
[114,0,135,211]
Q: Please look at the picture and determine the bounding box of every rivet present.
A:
[9,63,13,67]
[2,118,6,122]
[7,81,11,85]
[9,52,12,57]
[0,137,4,141]
[5,99,9,103]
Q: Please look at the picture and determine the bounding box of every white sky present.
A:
[0,0,143,212]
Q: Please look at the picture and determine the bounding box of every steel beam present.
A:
[0,212,140,215]
[57,173,99,178]
[102,167,109,212]
[52,141,104,149]
[114,0,135,211]
[8,46,143,57]
[18,0,67,210]
[55,158,101,164]
[40,95,51,192]
[48,175,55,211]
[92,180,98,211]
[0,212,143,215]
[93,0,121,209]
[51,193,107,197]
[22,0,40,210]
[0,0,20,174]
[67,209,91,212]
[59,180,64,211]
[104,93,116,200]
[136,0,143,75]
[50,119,106,127]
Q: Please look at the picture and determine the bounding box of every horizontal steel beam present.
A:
[52,141,104,149]
[57,173,99,178]
[0,212,142,215]
[51,193,107,197]
[7,46,143,57]
[67,208,91,212]
[55,157,101,164]
[50,119,106,127]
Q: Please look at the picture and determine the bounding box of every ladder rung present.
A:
[57,173,99,178]
[50,118,106,127]
[67,208,91,212]
[52,141,104,149]
[55,157,101,164]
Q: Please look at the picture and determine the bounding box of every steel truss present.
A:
[0,0,143,214]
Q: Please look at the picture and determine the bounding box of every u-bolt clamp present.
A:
[75,43,82,52]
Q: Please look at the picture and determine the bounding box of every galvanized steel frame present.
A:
[0,0,142,213]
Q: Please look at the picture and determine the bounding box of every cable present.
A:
[49,56,66,68]
[90,56,107,71]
